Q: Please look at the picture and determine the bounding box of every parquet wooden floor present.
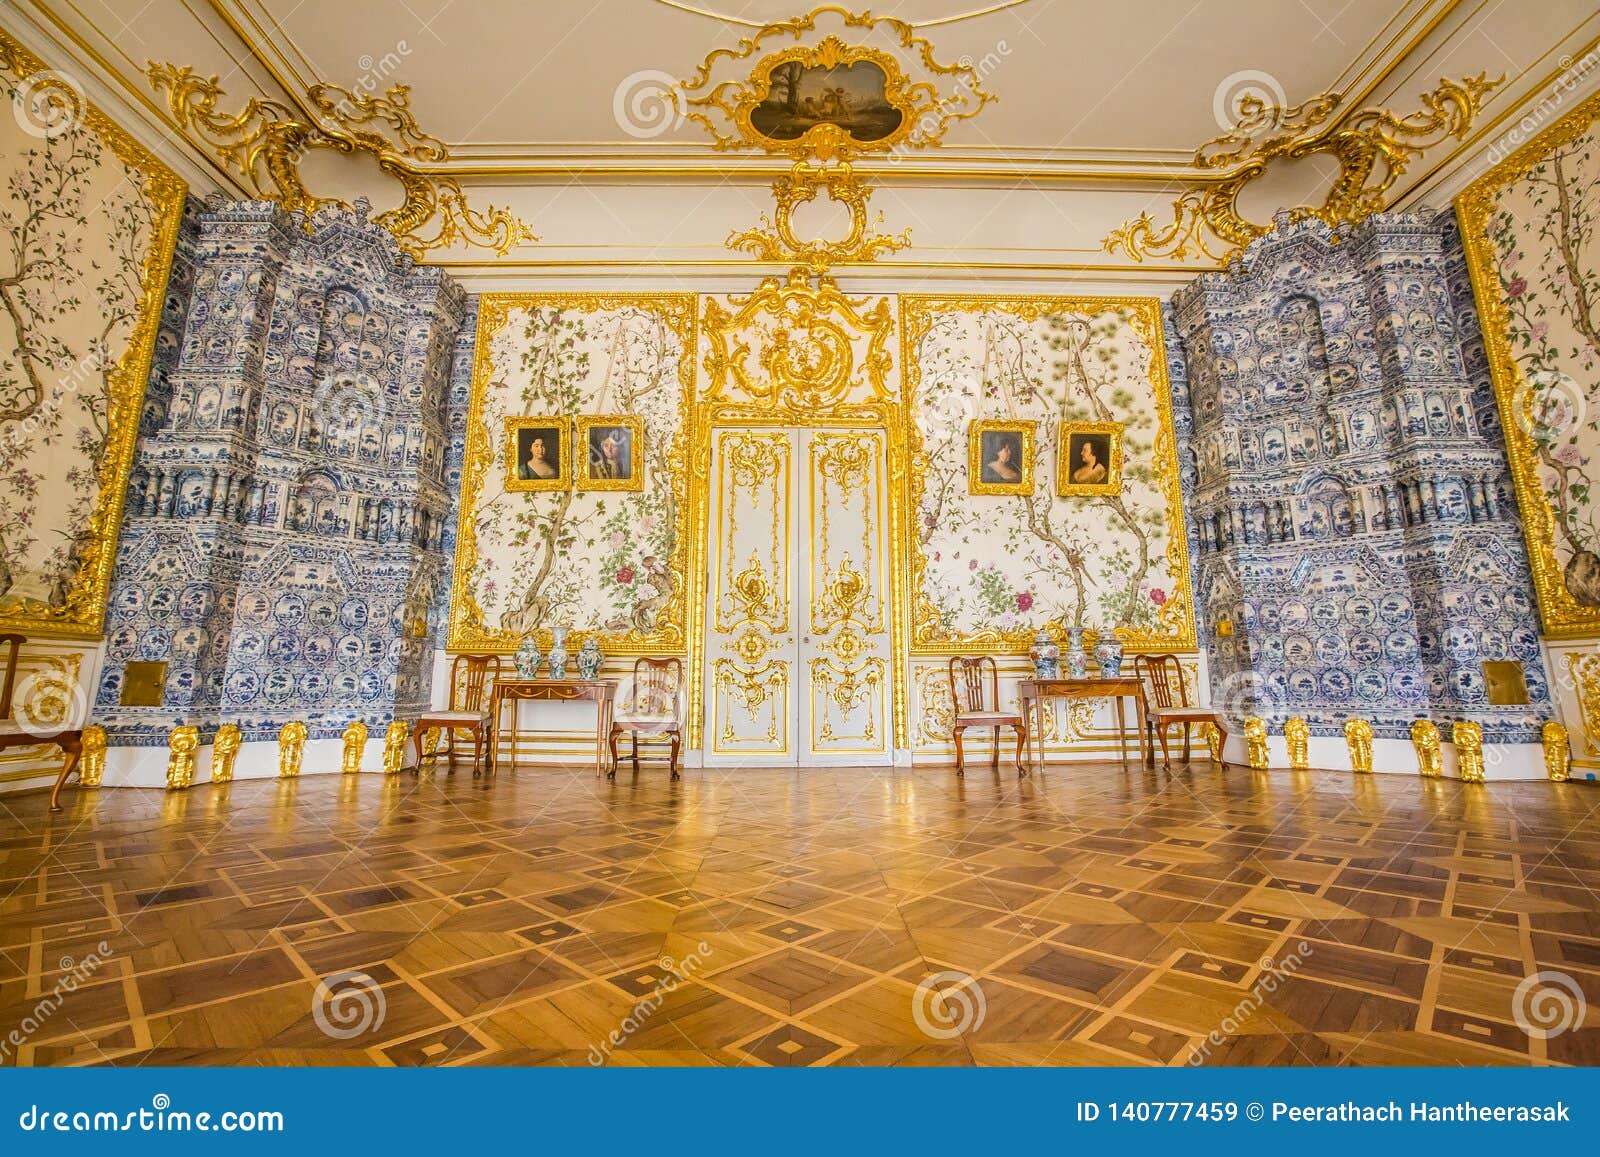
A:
[2,763,1598,1066]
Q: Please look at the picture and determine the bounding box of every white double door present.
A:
[704,426,892,766]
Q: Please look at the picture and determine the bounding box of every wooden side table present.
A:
[488,679,616,777]
[1017,676,1150,772]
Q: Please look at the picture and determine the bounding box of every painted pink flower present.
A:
[616,566,635,585]
[1150,587,1167,606]
[609,531,626,549]
[1530,321,1548,341]
[1016,592,1034,612]
[933,552,941,562]
[1554,443,1583,466]
[1507,276,1527,298]
[968,559,979,571]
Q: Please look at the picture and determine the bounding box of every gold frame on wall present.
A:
[0,29,186,640]
[503,417,571,493]
[1058,420,1124,497]
[901,295,1197,656]
[967,420,1035,496]
[1456,88,1600,639]
[449,293,698,655]
[575,415,646,493]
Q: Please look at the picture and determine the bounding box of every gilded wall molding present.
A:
[449,293,698,655]
[1456,88,1600,640]
[0,29,186,640]
[900,294,1197,655]
[1105,73,1501,265]
[146,64,535,260]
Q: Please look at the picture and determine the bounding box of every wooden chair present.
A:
[412,654,504,773]
[1135,653,1227,768]
[609,657,683,780]
[0,635,85,812]
[948,655,1027,776]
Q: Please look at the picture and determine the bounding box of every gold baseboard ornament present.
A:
[145,64,534,260]
[278,721,307,778]
[1453,721,1485,783]
[1243,717,1268,769]
[1543,721,1571,782]
[165,725,198,790]
[341,721,368,774]
[383,721,410,775]
[79,725,107,787]
[1411,719,1442,777]
[1284,717,1308,770]
[212,724,240,783]
[1204,722,1224,765]
[1103,73,1501,265]
[1345,719,1374,773]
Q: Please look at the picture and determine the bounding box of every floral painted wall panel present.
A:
[450,296,696,652]
[0,31,185,636]
[1458,91,1600,638]
[904,297,1194,652]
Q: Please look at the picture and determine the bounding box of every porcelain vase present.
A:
[1093,635,1124,678]
[1064,628,1089,679]
[548,626,570,679]
[1028,629,1060,680]
[577,637,602,680]
[514,638,542,679]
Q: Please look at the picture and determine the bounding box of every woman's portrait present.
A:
[968,420,1035,495]
[576,415,645,492]
[1058,421,1123,496]
[505,418,569,492]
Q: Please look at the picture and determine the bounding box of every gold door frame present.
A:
[688,402,911,754]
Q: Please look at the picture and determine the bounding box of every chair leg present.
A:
[953,727,966,776]
[669,731,681,781]
[607,730,620,780]
[1013,723,1027,777]
[1214,721,1229,769]
[631,732,639,773]
[991,728,999,772]
[48,740,82,813]
[1156,723,1172,769]
[1181,723,1192,764]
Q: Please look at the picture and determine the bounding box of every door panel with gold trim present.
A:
[704,427,891,766]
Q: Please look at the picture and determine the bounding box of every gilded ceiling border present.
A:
[0,28,187,640]
[900,294,1197,655]
[447,292,699,655]
[1455,87,1600,640]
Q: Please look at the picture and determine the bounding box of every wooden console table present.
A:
[488,678,616,777]
[1017,676,1150,772]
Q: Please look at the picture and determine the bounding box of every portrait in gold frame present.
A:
[1058,420,1124,497]
[968,420,1035,496]
[575,415,645,492]
[504,417,569,493]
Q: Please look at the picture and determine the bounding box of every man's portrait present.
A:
[506,418,569,493]
[1058,421,1123,496]
[576,415,645,492]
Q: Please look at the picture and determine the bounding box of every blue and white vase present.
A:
[1094,634,1124,678]
[548,625,570,679]
[577,637,602,680]
[1064,627,1089,679]
[514,637,542,678]
[1028,629,1060,680]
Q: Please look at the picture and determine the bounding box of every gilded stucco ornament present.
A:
[341,721,368,774]
[1283,717,1309,771]
[1104,73,1501,264]
[1411,719,1443,778]
[383,721,410,775]
[1244,717,1268,769]
[1345,718,1374,773]
[1453,720,1485,783]
[212,724,241,783]
[278,721,308,778]
[146,64,535,260]
[165,725,198,791]
[1542,720,1571,782]
[727,161,910,271]
[78,725,107,788]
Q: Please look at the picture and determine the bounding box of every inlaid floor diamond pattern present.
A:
[1,763,1597,1066]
